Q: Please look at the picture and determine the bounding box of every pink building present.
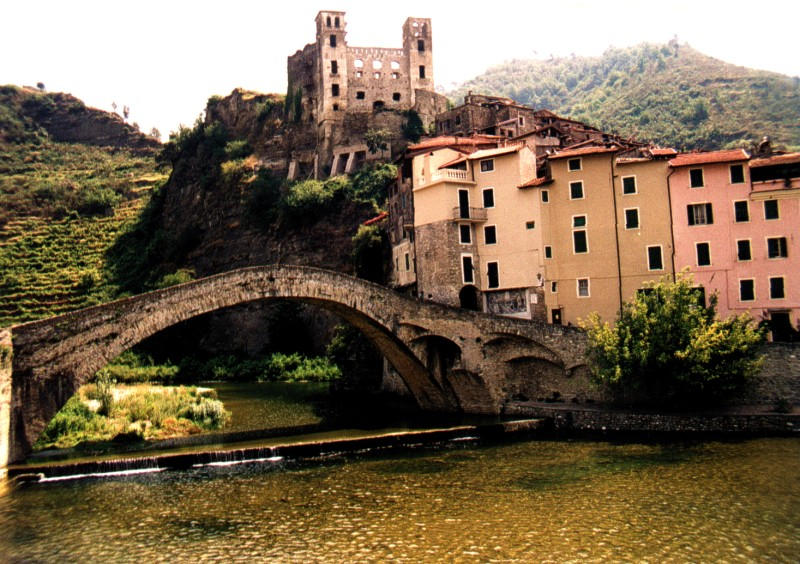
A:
[669,150,800,340]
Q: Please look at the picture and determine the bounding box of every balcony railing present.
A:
[452,206,488,222]
[418,169,472,186]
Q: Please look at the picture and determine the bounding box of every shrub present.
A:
[349,162,397,205]
[351,224,387,282]
[582,273,765,407]
[283,176,346,219]
[153,268,195,289]
[402,110,425,142]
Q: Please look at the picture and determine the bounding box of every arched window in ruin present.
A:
[372,60,383,70]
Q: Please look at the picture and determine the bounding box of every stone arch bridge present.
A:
[0,265,587,467]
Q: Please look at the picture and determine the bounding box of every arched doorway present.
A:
[459,285,480,311]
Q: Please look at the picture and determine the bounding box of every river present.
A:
[2,435,798,561]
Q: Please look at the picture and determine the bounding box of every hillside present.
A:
[449,43,800,151]
[0,86,166,327]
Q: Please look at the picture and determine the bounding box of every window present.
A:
[624,208,639,229]
[568,158,581,171]
[405,253,410,271]
[730,164,745,184]
[417,39,425,52]
[391,61,400,70]
[767,237,788,258]
[544,246,552,259]
[690,168,704,188]
[525,221,535,229]
[696,242,711,266]
[332,103,339,111]
[455,115,461,125]
[739,279,755,301]
[462,255,474,284]
[391,72,399,79]
[326,16,331,26]
[331,60,338,74]
[551,281,557,293]
[573,230,588,254]
[519,117,525,126]
[647,246,663,270]
[354,59,364,68]
[373,72,381,79]
[541,190,549,203]
[487,262,499,288]
[687,203,713,225]
[372,60,383,70]
[764,200,779,220]
[577,278,590,297]
[331,84,339,97]
[734,200,749,222]
[392,92,401,102]
[770,277,785,299]
[459,224,471,244]
[569,181,584,199]
[329,35,337,48]
[356,91,365,100]
[419,65,426,79]
[622,176,637,195]
[482,188,494,208]
[480,159,494,172]
[737,240,751,261]
[572,215,586,227]
[355,71,363,78]
[484,225,497,245]
[334,16,340,27]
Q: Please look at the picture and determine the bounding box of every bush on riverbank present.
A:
[35,384,230,450]
[582,273,765,407]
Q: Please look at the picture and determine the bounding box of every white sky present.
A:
[3,0,799,139]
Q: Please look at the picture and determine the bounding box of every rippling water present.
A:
[2,438,798,562]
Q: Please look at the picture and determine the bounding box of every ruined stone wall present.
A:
[346,47,410,112]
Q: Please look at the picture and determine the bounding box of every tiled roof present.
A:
[549,146,619,159]
[466,144,523,160]
[438,155,468,169]
[518,176,553,188]
[668,149,749,167]
[362,211,388,226]
[749,152,800,168]
[649,148,678,156]
[407,135,500,151]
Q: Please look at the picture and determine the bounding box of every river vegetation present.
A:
[582,274,766,407]
[34,381,229,450]
[449,43,800,151]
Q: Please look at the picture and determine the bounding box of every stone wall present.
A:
[0,329,11,470]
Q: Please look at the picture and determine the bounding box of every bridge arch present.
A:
[5,266,457,463]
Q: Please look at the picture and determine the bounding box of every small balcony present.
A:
[452,206,487,222]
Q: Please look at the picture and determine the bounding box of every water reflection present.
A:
[2,438,798,561]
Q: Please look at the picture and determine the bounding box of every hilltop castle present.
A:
[285,11,448,179]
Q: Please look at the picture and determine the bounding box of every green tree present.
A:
[365,128,390,155]
[582,273,765,407]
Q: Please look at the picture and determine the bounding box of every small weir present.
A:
[9,419,546,483]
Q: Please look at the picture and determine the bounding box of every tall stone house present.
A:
[286,11,448,179]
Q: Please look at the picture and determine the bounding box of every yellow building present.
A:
[538,146,676,325]
[390,137,544,319]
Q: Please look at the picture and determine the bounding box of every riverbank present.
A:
[506,401,799,435]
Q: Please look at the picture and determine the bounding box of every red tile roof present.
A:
[518,176,553,188]
[549,146,619,159]
[649,148,678,156]
[749,152,800,168]
[668,149,749,167]
[438,155,467,169]
[362,211,388,226]
[407,135,501,151]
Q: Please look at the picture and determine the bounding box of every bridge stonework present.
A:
[0,266,587,467]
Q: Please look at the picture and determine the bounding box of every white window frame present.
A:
[689,168,704,188]
[544,245,552,259]
[568,158,582,172]
[482,187,495,208]
[647,245,664,271]
[764,200,780,220]
[766,236,788,259]
[739,278,756,302]
[576,278,590,298]
[688,202,713,226]
[571,214,587,228]
[736,239,752,262]
[769,276,786,300]
[486,260,500,289]
[459,223,472,245]
[733,200,750,223]
[461,254,475,284]
[621,175,637,195]
[483,224,497,245]
[624,207,640,230]
[479,159,495,173]
[569,180,584,200]
[572,229,589,254]
[695,241,712,267]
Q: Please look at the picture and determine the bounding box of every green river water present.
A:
[1,383,798,561]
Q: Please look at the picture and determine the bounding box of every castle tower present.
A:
[402,17,434,104]
[315,10,348,123]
